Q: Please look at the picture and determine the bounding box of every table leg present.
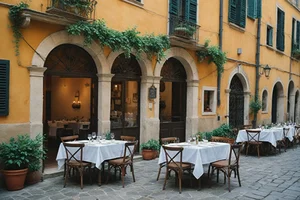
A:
[98,169,101,186]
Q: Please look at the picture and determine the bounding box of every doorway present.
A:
[159,58,187,142]
[271,82,284,123]
[43,44,97,171]
[110,54,141,145]
[229,75,244,129]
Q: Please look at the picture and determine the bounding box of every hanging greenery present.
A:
[249,97,262,114]
[67,20,170,61]
[195,40,227,75]
[8,1,29,56]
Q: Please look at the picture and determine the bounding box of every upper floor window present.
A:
[169,0,197,24]
[266,25,273,46]
[202,87,217,115]
[228,0,246,28]
[0,60,10,116]
[292,18,300,51]
[247,0,262,19]
[276,8,285,52]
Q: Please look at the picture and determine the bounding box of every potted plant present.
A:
[0,134,44,190]
[174,24,196,38]
[140,139,160,160]
[197,124,236,144]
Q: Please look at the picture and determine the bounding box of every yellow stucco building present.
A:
[0,0,299,164]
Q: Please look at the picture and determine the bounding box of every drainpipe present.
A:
[217,0,223,106]
[254,17,262,128]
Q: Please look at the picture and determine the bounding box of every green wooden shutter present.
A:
[239,0,246,28]
[247,0,257,19]
[296,21,300,49]
[276,9,285,51]
[291,19,295,52]
[0,60,9,116]
[186,0,197,24]
[257,0,262,18]
[169,0,179,16]
[229,0,237,23]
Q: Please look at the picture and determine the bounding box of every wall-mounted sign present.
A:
[148,85,157,99]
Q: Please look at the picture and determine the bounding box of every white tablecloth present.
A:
[56,140,127,170]
[158,142,230,179]
[236,128,285,147]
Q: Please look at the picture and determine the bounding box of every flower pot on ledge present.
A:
[141,149,157,160]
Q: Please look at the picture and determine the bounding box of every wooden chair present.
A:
[211,136,230,143]
[162,145,193,194]
[245,129,262,157]
[106,141,138,188]
[63,142,92,189]
[60,135,79,177]
[243,124,252,129]
[294,125,300,145]
[120,135,136,141]
[208,144,242,192]
[277,128,289,153]
[156,137,178,181]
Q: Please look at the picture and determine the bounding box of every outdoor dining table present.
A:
[56,140,128,185]
[236,126,295,147]
[158,142,231,179]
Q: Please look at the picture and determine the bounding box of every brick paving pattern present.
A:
[1,146,300,200]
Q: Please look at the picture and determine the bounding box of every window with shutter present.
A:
[0,60,9,116]
[186,0,197,24]
[276,8,285,52]
[247,0,257,19]
[296,21,300,49]
[267,25,273,46]
[257,0,262,18]
[292,18,296,52]
[169,0,179,16]
[229,0,246,28]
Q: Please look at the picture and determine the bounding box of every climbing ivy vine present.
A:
[196,40,227,75]
[67,20,170,61]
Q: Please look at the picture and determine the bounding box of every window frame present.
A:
[276,6,285,52]
[266,25,273,47]
[261,89,268,113]
[0,59,10,116]
[228,0,246,28]
[202,86,217,115]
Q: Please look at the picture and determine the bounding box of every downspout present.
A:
[217,0,223,106]
[254,17,262,128]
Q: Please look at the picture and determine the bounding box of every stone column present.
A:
[97,74,114,133]
[288,94,295,122]
[244,90,251,125]
[186,80,199,141]
[140,76,160,144]
[28,66,47,138]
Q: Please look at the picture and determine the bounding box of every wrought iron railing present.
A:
[169,15,200,42]
[48,0,97,19]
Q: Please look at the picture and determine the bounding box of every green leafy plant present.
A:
[53,0,95,17]
[292,48,300,59]
[197,124,236,140]
[105,132,111,140]
[8,1,29,57]
[0,134,46,171]
[66,20,170,61]
[196,40,227,75]
[174,24,196,37]
[140,139,160,151]
[250,98,262,114]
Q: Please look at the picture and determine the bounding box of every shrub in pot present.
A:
[0,134,45,190]
[140,139,160,160]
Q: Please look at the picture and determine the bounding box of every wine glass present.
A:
[87,134,92,143]
[111,132,115,141]
[92,132,96,142]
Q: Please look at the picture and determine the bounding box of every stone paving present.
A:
[1,146,300,200]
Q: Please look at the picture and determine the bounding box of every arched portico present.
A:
[287,80,295,122]
[154,47,199,141]
[271,81,285,123]
[29,31,108,137]
[226,65,251,127]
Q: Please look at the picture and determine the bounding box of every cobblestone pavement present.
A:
[1,146,300,200]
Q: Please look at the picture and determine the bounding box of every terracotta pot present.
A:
[227,138,235,144]
[26,171,42,185]
[2,168,28,191]
[142,149,156,160]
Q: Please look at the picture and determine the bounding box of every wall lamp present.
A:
[260,64,271,78]
[72,90,81,109]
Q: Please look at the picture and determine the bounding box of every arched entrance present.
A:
[287,81,295,121]
[229,75,244,128]
[110,54,141,143]
[159,58,187,142]
[43,44,98,170]
[295,91,300,123]
[271,82,284,123]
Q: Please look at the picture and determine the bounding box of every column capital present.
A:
[141,76,161,84]
[225,89,231,93]
[27,66,46,77]
[187,80,199,87]
[244,90,251,95]
[97,73,114,82]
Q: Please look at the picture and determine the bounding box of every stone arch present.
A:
[295,89,300,123]
[32,30,108,74]
[154,47,199,141]
[287,80,295,121]
[226,65,251,126]
[271,80,285,123]
[154,47,198,81]
[107,51,152,77]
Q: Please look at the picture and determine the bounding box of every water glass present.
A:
[92,132,96,142]
[111,132,115,140]
[87,134,92,143]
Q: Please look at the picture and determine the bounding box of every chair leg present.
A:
[163,168,169,190]
[236,167,241,187]
[156,165,162,181]
[106,164,112,184]
[228,171,231,192]
[246,143,249,156]
[89,166,92,185]
[121,166,125,188]
[130,164,135,182]
[98,169,102,186]
[80,168,83,189]
[64,165,69,188]
[257,145,260,158]
[217,169,219,183]
[178,171,182,194]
